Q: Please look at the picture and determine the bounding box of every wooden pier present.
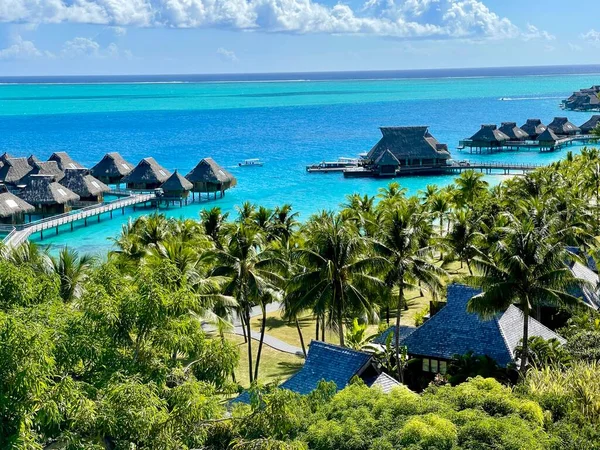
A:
[459,135,595,153]
[445,161,543,174]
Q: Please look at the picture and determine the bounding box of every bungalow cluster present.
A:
[562,86,600,112]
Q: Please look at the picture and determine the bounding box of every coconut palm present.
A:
[271,204,299,246]
[455,169,489,207]
[50,247,95,302]
[442,209,482,274]
[5,240,51,273]
[200,207,230,250]
[236,201,257,224]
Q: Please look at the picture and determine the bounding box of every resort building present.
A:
[467,124,510,150]
[364,126,450,175]
[0,157,32,186]
[547,117,581,136]
[17,174,80,215]
[23,160,65,184]
[498,122,529,141]
[536,128,560,150]
[0,184,34,224]
[520,119,547,140]
[0,152,14,167]
[185,157,237,198]
[121,157,172,190]
[60,168,110,204]
[562,86,600,112]
[48,151,85,171]
[27,155,40,165]
[90,152,134,185]
[160,170,193,201]
[580,115,600,134]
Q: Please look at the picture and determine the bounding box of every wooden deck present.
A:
[459,135,595,153]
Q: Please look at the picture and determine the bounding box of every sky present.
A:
[0,0,599,76]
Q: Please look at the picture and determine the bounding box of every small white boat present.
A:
[239,158,263,167]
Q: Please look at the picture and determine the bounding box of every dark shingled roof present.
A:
[60,168,110,198]
[498,122,529,140]
[580,115,600,134]
[185,158,237,185]
[90,152,134,179]
[520,119,547,139]
[161,170,193,192]
[569,261,600,310]
[0,185,34,218]
[0,157,33,185]
[363,372,402,393]
[27,155,40,165]
[17,174,80,205]
[366,126,451,162]
[469,124,510,143]
[0,152,14,166]
[23,160,65,184]
[401,284,565,367]
[547,117,580,135]
[372,325,417,345]
[536,128,560,143]
[48,151,85,171]
[374,149,400,166]
[122,157,172,185]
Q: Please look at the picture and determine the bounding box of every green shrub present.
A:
[398,414,457,450]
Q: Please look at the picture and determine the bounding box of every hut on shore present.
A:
[90,152,134,185]
[121,157,171,190]
[160,170,193,201]
[498,122,528,141]
[0,184,34,224]
[366,126,450,174]
[17,174,79,215]
[23,160,64,184]
[520,119,547,140]
[580,115,600,134]
[547,117,580,136]
[537,128,560,149]
[467,125,510,150]
[48,151,85,171]
[0,157,32,186]
[60,168,110,203]
[185,158,237,199]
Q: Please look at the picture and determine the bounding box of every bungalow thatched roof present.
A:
[185,158,237,186]
[498,122,529,140]
[580,115,600,134]
[122,157,172,185]
[48,151,85,171]
[0,184,34,218]
[0,152,14,166]
[17,174,80,205]
[547,117,580,135]
[520,119,547,139]
[22,161,65,184]
[366,126,451,162]
[27,155,40,165]
[161,170,193,192]
[537,128,560,143]
[90,152,134,179]
[374,149,400,166]
[469,124,510,143]
[60,168,110,198]
[0,157,32,185]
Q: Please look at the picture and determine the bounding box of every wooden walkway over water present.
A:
[459,135,595,153]
[446,161,543,174]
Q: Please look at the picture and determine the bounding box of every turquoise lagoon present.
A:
[0,71,599,255]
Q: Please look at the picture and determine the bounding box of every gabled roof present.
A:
[0,185,34,218]
[372,325,417,345]
[161,170,193,192]
[280,341,372,395]
[48,151,85,171]
[60,168,110,197]
[520,119,547,138]
[0,152,14,166]
[374,149,400,166]
[498,122,529,140]
[401,284,565,367]
[364,372,402,393]
[469,124,510,143]
[90,152,134,179]
[121,157,171,185]
[547,117,580,135]
[536,128,560,143]
[580,115,600,134]
[27,155,40,165]
[0,157,32,184]
[366,126,451,162]
[185,158,237,185]
[23,160,65,184]
[17,174,80,205]
[570,261,600,310]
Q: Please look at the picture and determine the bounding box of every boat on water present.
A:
[239,158,263,167]
[306,156,360,173]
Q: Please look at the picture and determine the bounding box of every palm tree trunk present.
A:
[296,318,307,357]
[466,258,473,275]
[321,314,325,342]
[245,305,253,383]
[240,312,247,343]
[520,302,530,374]
[315,315,320,341]
[337,284,345,347]
[254,304,267,380]
[386,306,390,325]
[395,283,404,383]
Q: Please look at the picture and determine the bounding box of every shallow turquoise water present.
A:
[0,73,598,255]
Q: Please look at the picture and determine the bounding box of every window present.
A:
[422,358,430,372]
[439,361,447,375]
[430,359,438,373]
[422,357,447,374]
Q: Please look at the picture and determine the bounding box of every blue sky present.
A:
[0,0,599,75]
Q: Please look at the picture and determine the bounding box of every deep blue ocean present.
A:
[0,65,599,255]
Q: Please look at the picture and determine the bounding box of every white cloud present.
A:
[111,26,127,36]
[568,42,583,52]
[522,23,555,41]
[0,35,51,60]
[61,37,131,59]
[0,0,553,41]
[217,47,238,62]
[581,29,600,46]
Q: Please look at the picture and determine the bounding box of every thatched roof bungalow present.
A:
[580,115,600,134]
[562,86,600,111]
[60,168,110,203]
[185,158,237,196]
[22,161,64,184]
[520,119,547,139]
[27,155,40,165]
[90,152,134,184]
[0,157,32,186]
[48,151,85,171]
[122,157,171,190]
[468,125,510,148]
[537,128,560,149]
[161,170,193,199]
[366,126,450,173]
[0,152,14,168]
[498,122,528,141]
[547,117,580,136]
[0,184,34,224]
[17,174,79,215]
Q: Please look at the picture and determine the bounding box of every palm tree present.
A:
[5,241,51,273]
[455,170,489,207]
[428,191,451,239]
[50,247,95,302]
[236,201,257,224]
[252,206,275,238]
[200,207,230,250]
[466,211,584,373]
[271,204,299,246]
[373,199,445,382]
[442,209,481,274]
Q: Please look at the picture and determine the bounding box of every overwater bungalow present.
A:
[27,155,40,165]
[17,174,80,215]
[90,152,134,185]
[48,151,85,171]
[185,158,237,199]
[0,152,14,167]
[0,157,32,186]
[520,119,547,139]
[580,115,600,134]
[536,128,560,150]
[23,160,65,184]
[562,86,600,111]
[498,122,528,141]
[547,117,580,136]
[60,168,110,203]
[160,170,193,201]
[467,124,510,150]
[0,184,34,224]
[121,157,171,190]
